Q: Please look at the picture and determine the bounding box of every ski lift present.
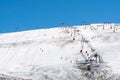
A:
[75,52,104,69]
[74,35,111,79]
[77,38,107,71]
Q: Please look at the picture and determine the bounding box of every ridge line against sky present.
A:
[0,0,120,33]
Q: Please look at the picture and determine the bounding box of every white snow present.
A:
[0,23,120,80]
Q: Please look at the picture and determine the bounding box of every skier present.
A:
[103,26,104,29]
[80,50,82,53]
[73,38,75,40]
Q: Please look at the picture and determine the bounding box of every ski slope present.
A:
[0,23,120,80]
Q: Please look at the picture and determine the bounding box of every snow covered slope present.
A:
[0,23,120,80]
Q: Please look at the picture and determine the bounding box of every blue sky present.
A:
[0,0,120,33]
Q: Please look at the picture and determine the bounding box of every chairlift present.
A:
[75,38,108,72]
